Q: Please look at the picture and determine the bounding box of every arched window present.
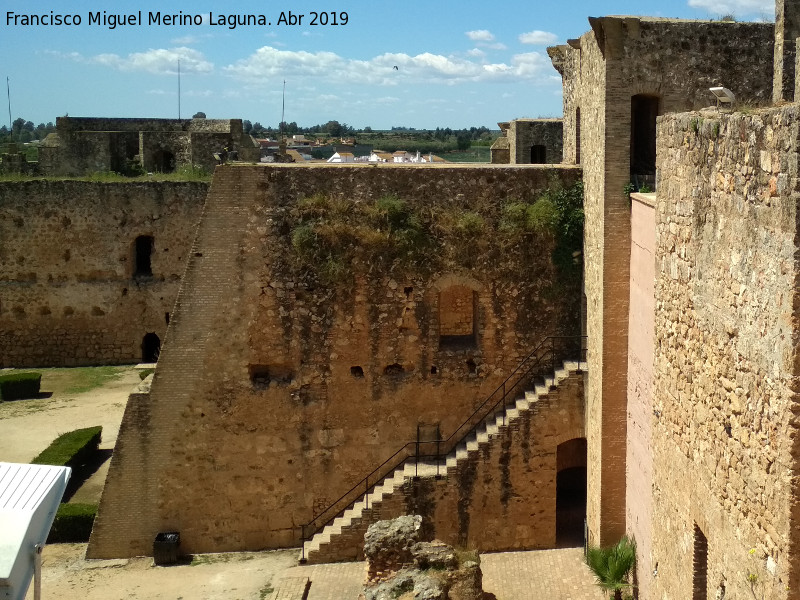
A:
[134,236,154,278]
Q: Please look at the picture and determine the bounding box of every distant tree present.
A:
[456,134,471,151]
[324,120,342,137]
[192,111,206,118]
[363,126,373,133]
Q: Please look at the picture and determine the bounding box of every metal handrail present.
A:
[299,334,587,561]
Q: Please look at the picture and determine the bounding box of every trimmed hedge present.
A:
[47,503,97,543]
[0,372,41,401]
[32,426,102,468]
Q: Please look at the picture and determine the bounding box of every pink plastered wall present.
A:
[627,193,655,597]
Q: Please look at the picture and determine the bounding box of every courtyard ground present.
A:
[0,366,604,600]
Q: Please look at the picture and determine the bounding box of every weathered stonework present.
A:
[88,163,583,558]
[38,117,260,176]
[652,105,800,600]
[549,16,774,548]
[0,180,206,366]
[490,120,563,165]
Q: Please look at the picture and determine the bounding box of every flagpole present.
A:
[177,59,181,119]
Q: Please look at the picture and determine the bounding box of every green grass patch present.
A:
[259,583,275,599]
[0,371,41,401]
[32,426,102,467]
[47,503,97,543]
[138,368,155,380]
[62,366,126,394]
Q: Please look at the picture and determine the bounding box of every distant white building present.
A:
[327,151,355,163]
[368,151,393,163]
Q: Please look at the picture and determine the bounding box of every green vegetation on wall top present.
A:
[288,180,583,284]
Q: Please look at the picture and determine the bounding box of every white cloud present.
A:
[466,30,495,42]
[224,46,550,85]
[465,30,506,50]
[56,47,213,74]
[466,48,486,58]
[519,30,558,45]
[92,47,213,74]
[686,0,773,16]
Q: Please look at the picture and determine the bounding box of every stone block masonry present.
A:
[652,105,800,600]
[550,15,773,549]
[88,163,583,558]
[0,180,207,367]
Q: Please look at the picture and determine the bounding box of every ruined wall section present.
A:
[0,180,206,366]
[89,163,583,558]
[508,119,563,164]
[549,45,581,165]
[652,107,800,600]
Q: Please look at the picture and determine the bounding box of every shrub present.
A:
[32,426,102,468]
[139,368,155,380]
[0,372,42,401]
[586,536,636,600]
[47,503,97,543]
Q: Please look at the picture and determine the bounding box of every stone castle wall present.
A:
[39,117,259,175]
[652,106,800,600]
[509,119,563,164]
[88,163,583,558]
[559,16,774,547]
[0,180,206,366]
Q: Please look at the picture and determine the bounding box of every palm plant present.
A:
[585,536,637,600]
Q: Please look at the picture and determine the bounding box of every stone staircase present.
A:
[300,360,585,564]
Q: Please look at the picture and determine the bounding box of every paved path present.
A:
[482,547,605,600]
[270,546,604,600]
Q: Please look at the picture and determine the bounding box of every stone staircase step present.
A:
[300,359,586,564]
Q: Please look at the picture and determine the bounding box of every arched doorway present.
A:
[556,437,587,547]
[141,332,161,363]
[630,94,660,190]
[152,149,176,173]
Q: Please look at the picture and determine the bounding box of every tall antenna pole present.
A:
[177,59,181,119]
[6,77,12,142]
[281,79,286,138]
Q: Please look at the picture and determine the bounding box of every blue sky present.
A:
[2,0,774,130]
